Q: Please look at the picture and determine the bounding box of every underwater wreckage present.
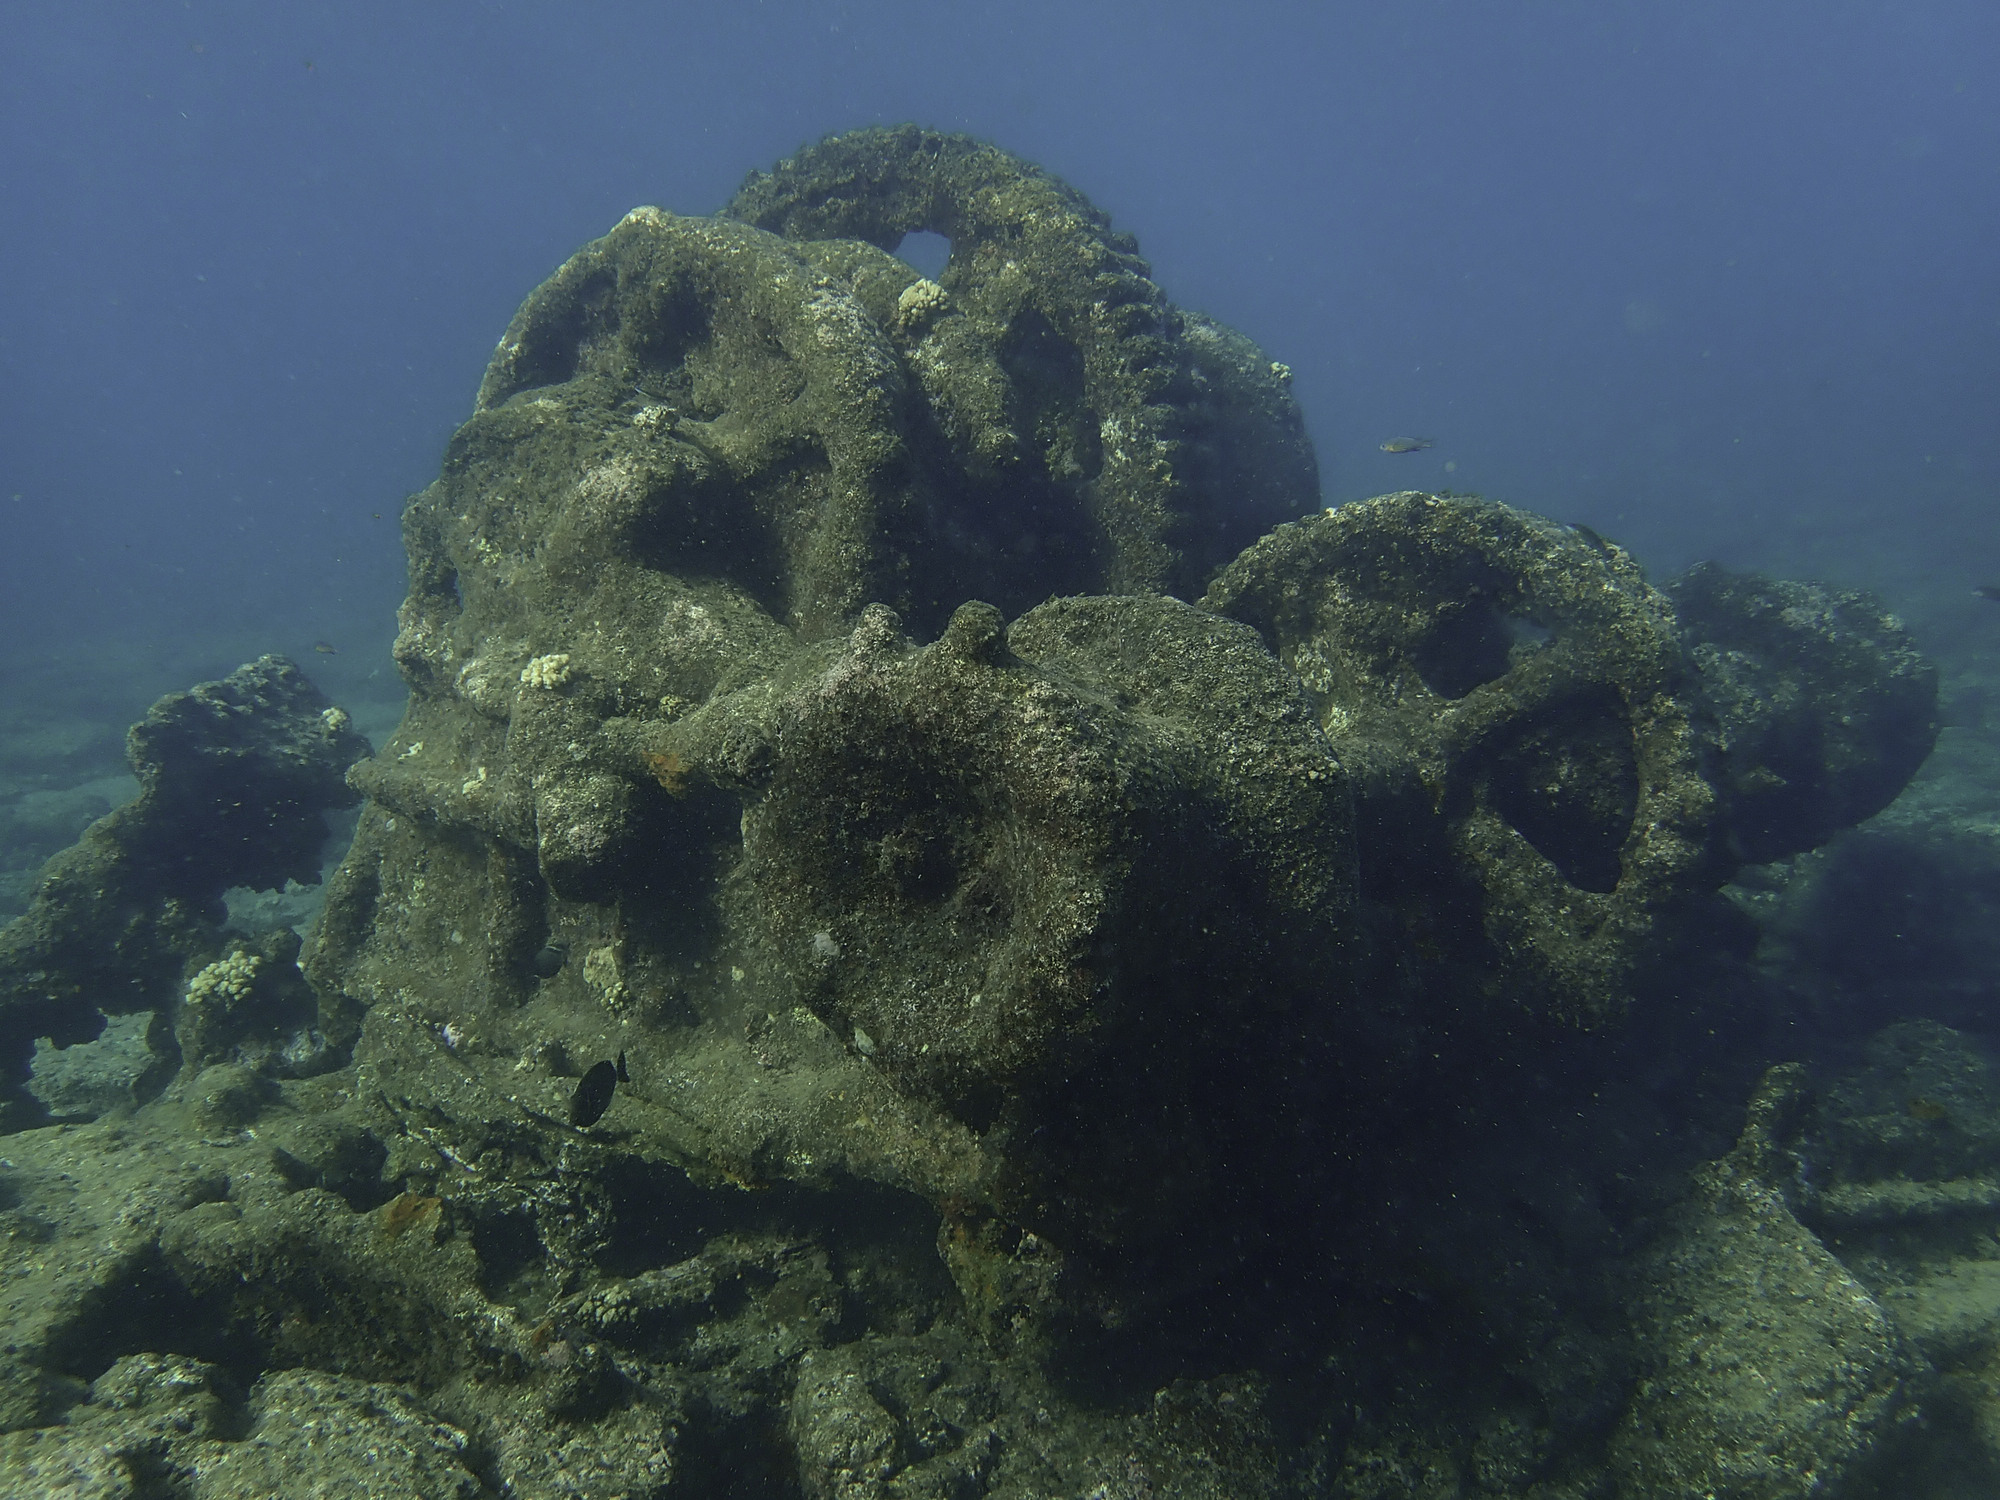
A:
[0,126,1985,1498]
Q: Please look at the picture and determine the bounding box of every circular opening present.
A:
[893,230,951,279]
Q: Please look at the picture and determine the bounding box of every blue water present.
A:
[2,1,1996,678]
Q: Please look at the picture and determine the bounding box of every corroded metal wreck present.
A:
[0,128,1977,1500]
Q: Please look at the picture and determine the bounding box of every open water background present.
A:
[1,0,1997,816]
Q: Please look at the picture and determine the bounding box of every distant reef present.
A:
[8,128,1996,1500]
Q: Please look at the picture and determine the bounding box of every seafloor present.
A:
[6,128,2000,1500]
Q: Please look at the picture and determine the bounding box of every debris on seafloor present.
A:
[378,1191,442,1238]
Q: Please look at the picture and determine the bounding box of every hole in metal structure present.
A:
[894,230,951,279]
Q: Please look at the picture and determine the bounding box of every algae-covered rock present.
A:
[303,129,1342,1318]
[173,927,327,1077]
[465,206,917,642]
[0,1354,493,1500]
[1,1064,1294,1499]
[0,656,369,1122]
[726,124,1319,603]
[0,1352,234,1499]
[316,587,1363,1325]
[356,125,1319,989]
[8,131,1981,1499]
[1669,561,1939,863]
[1680,1026,2000,1486]
[1802,1021,2000,1203]
[200,1369,489,1499]
[24,1008,170,1121]
[1205,490,1721,1024]
[738,595,1353,1114]
[715,593,1359,1291]
[787,1331,1282,1500]
[1734,700,1980,1041]
[1609,1065,1915,1498]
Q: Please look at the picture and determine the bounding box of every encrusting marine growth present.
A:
[0,128,1976,1499]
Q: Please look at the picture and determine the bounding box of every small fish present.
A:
[1568,522,1612,553]
[569,1059,621,1127]
[312,641,339,654]
[1379,437,1433,454]
[1974,585,2000,603]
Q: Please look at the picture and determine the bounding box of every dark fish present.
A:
[1379,437,1433,454]
[569,1060,619,1127]
[616,1050,630,1083]
[1568,522,1612,553]
[1975,585,2000,603]
[531,944,566,978]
